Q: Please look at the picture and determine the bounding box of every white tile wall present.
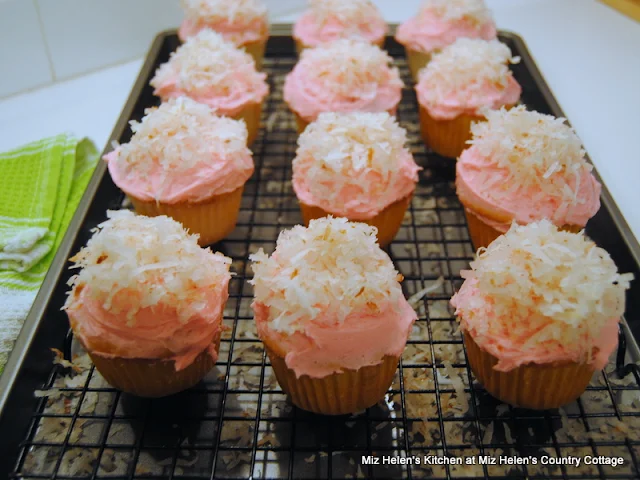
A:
[0,0,306,99]
[0,0,53,98]
[36,0,183,80]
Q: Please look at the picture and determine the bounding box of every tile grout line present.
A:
[32,0,57,82]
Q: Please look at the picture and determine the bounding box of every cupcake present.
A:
[284,38,403,133]
[250,217,417,415]
[450,220,632,410]
[396,0,496,80]
[292,112,421,247]
[104,97,254,246]
[415,38,521,158]
[150,29,269,145]
[457,106,601,249]
[64,210,232,398]
[293,0,387,52]
[178,0,269,69]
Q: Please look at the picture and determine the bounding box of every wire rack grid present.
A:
[9,50,640,480]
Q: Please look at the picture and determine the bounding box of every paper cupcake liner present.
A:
[464,333,594,410]
[406,47,434,81]
[129,186,244,246]
[464,208,582,250]
[265,345,399,415]
[233,102,263,146]
[299,194,411,247]
[241,38,267,70]
[88,340,218,398]
[419,105,484,158]
[294,112,309,135]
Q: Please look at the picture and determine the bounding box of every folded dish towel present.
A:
[0,135,98,374]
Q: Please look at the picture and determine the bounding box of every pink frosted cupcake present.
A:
[396,0,496,80]
[293,0,387,52]
[251,217,417,415]
[64,210,232,397]
[178,0,269,69]
[292,112,421,247]
[416,38,521,158]
[104,97,254,246]
[456,106,601,249]
[150,30,269,145]
[284,38,403,132]
[451,220,632,409]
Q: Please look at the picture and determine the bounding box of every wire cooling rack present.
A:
[9,50,640,480]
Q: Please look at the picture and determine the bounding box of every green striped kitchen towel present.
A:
[0,135,98,374]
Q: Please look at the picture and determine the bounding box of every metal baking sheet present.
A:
[1,26,640,480]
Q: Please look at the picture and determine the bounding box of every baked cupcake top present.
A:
[396,0,496,53]
[292,112,421,219]
[415,38,521,119]
[64,210,232,370]
[150,30,269,116]
[284,38,403,122]
[179,0,268,44]
[450,220,632,372]
[105,97,254,204]
[293,0,387,48]
[456,106,601,231]
[250,217,416,377]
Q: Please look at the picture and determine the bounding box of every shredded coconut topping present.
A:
[309,0,383,25]
[150,29,265,96]
[417,38,519,101]
[250,217,404,333]
[418,0,492,24]
[112,96,249,175]
[297,38,402,97]
[453,220,633,365]
[181,0,267,24]
[293,112,416,204]
[469,105,592,205]
[64,210,232,323]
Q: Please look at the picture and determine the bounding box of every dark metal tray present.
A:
[1,26,640,480]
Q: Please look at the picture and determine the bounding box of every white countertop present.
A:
[0,0,639,241]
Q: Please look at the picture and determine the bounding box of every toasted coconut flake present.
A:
[34,388,63,399]
[151,30,266,96]
[442,361,469,413]
[110,96,249,177]
[250,217,404,334]
[452,221,633,370]
[417,38,518,104]
[64,210,231,323]
[294,112,419,208]
[181,0,267,24]
[309,0,383,25]
[469,106,593,206]
[408,276,445,308]
[296,38,402,98]
[418,0,492,24]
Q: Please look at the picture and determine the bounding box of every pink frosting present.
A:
[66,283,229,371]
[284,65,402,123]
[293,150,420,219]
[417,76,522,120]
[456,146,601,232]
[293,11,387,47]
[254,298,416,378]
[153,72,268,117]
[451,278,619,371]
[396,13,496,53]
[104,149,254,204]
[178,17,268,45]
